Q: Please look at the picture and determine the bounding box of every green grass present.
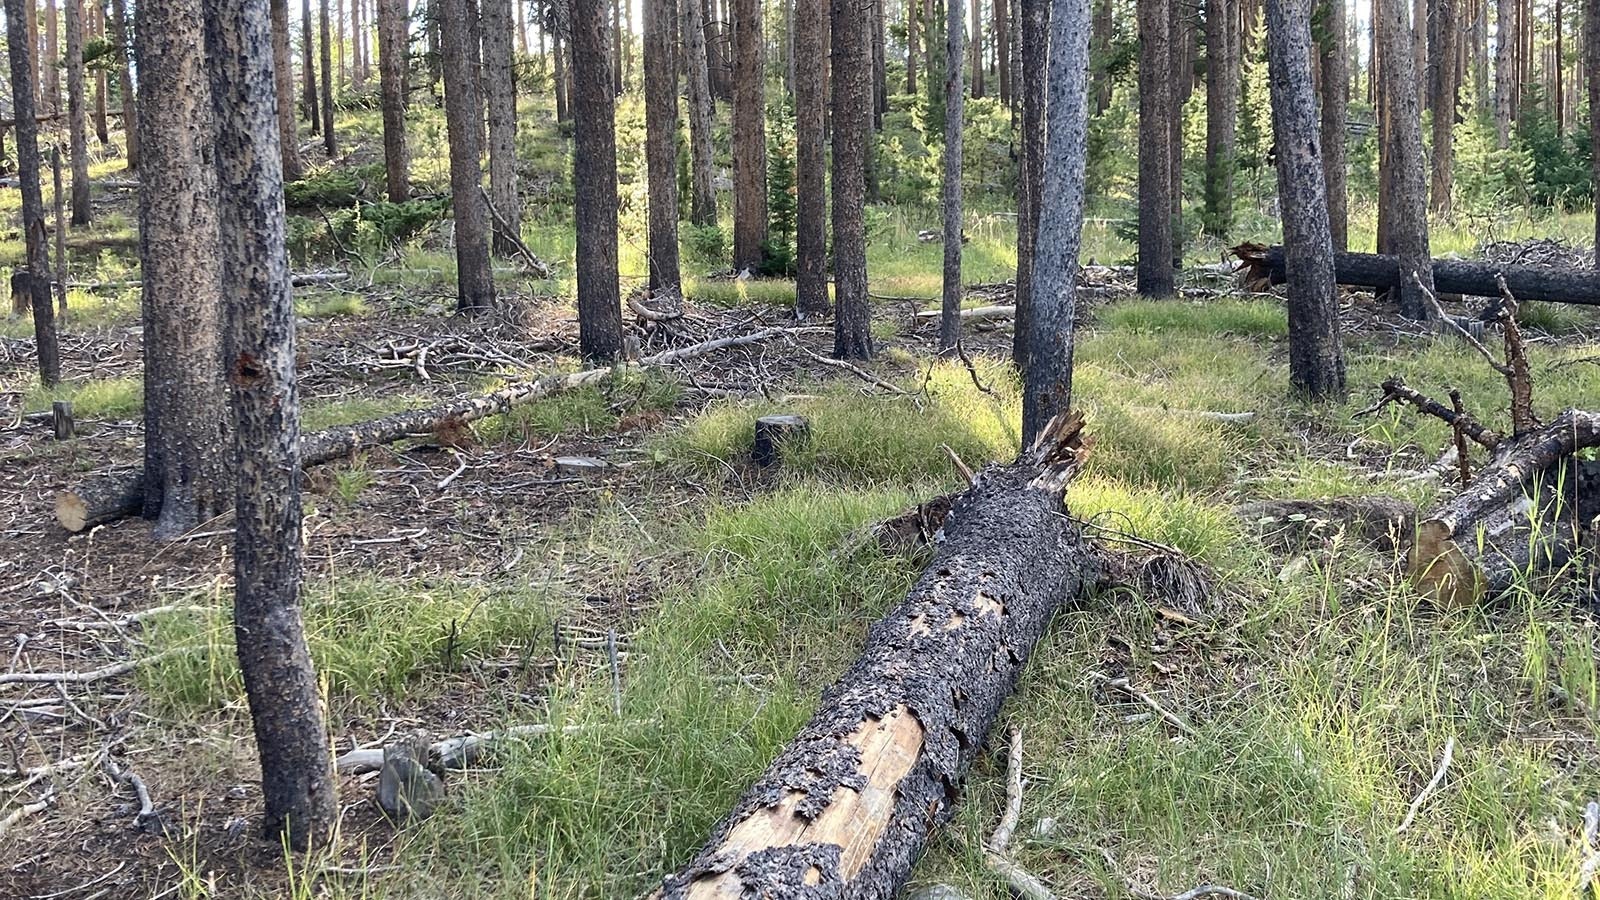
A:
[22,375,142,418]
[295,292,369,319]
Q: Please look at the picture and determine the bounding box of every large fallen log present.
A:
[55,326,805,532]
[1234,243,1600,305]
[657,413,1097,899]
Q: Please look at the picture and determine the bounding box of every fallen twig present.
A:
[789,338,909,395]
[1396,735,1455,833]
[983,727,1057,900]
[1092,673,1197,736]
[0,646,200,687]
[334,721,652,774]
[479,186,553,278]
[0,790,53,838]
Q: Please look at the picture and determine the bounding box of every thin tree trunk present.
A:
[1023,0,1091,444]
[303,0,321,130]
[91,3,108,145]
[873,0,887,123]
[1137,0,1175,297]
[320,0,337,153]
[683,0,717,224]
[271,0,304,180]
[940,0,966,352]
[1377,0,1434,317]
[995,0,1010,103]
[353,0,367,87]
[109,0,138,169]
[65,0,91,225]
[52,147,66,317]
[795,0,829,317]
[1591,0,1600,264]
[644,0,683,298]
[441,0,496,311]
[970,0,983,98]
[614,0,624,93]
[554,8,570,121]
[135,0,229,535]
[783,0,795,95]
[1203,0,1238,237]
[46,0,60,115]
[906,0,918,93]
[201,0,338,852]
[832,0,872,359]
[1013,0,1046,369]
[378,0,409,200]
[731,0,768,273]
[1494,0,1514,146]
[1266,0,1346,398]
[5,0,59,386]
[573,0,624,361]
[1320,0,1348,248]
[482,0,521,256]
[1429,0,1457,213]
[1090,0,1111,110]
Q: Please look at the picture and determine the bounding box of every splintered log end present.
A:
[1230,241,1275,292]
[1406,519,1485,610]
[1024,410,1089,492]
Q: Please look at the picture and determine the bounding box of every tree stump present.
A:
[752,414,810,468]
[51,400,73,440]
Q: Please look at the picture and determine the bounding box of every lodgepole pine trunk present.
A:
[831,0,873,360]
[793,0,830,318]
[1137,0,1175,298]
[270,0,305,181]
[1012,0,1047,369]
[1235,243,1600,305]
[939,0,966,353]
[441,0,496,311]
[482,0,522,256]
[572,0,624,361]
[6,0,61,387]
[643,0,683,299]
[731,0,768,273]
[109,0,139,169]
[683,0,717,225]
[304,0,321,130]
[657,414,1097,899]
[377,0,410,201]
[66,0,91,226]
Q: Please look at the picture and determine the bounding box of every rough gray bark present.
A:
[303,0,321,130]
[1137,0,1175,297]
[995,0,1010,104]
[1012,0,1046,370]
[1428,0,1457,214]
[1023,0,1091,445]
[377,0,410,201]
[65,0,91,226]
[683,0,717,225]
[969,0,983,99]
[831,0,872,360]
[441,0,496,311]
[6,0,60,387]
[270,0,304,181]
[794,0,829,318]
[202,0,339,852]
[45,0,59,114]
[52,147,67,316]
[1493,0,1514,146]
[320,0,337,154]
[573,0,624,361]
[135,0,229,537]
[644,0,683,299]
[658,414,1095,898]
[939,0,966,353]
[1376,0,1433,318]
[1318,0,1347,250]
[482,0,522,256]
[109,0,138,169]
[1203,0,1238,237]
[553,4,570,122]
[1265,0,1346,399]
[731,0,768,273]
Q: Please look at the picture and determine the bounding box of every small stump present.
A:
[751,414,809,468]
[52,400,74,440]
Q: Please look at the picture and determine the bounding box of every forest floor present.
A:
[4,99,1600,899]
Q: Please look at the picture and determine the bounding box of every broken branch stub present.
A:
[657,412,1097,899]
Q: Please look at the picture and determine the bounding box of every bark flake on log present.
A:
[1233,243,1600,306]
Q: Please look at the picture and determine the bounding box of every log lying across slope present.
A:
[657,413,1097,899]
[55,327,802,532]
[1234,243,1600,305]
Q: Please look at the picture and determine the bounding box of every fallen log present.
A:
[1407,409,1600,608]
[56,326,807,532]
[1233,243,1600,306]
[657,413,1097,899]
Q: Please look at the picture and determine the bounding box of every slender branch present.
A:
[1396,736,1456,833]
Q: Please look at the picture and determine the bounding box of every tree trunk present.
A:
[5,0,60,387]
[52,147,67,318]
[573,0,625,361]
[794,0,830,318]
[1137,0,1175,297]
[1319,0,1348,249]
[1493,0,1514,146]
[873,0,888,123]
[644,0,683,298]
[45,0,60,115]
[940,0,966,353]
[906,0,918,94]
[969,0,983,98]
[109,0,138,169]
[1090,0,1113,112]
[1237,243,1600,304]
[1591,0,1600,265]
[995,0,1011,104]
[1377,0,1434,318]
[1203,0,1238,237]
[1266,0,1346,399]
[657,414,1096,898]
[614,0,625,93]
[65,0,91,226]
[731,0,768,273]
[441,0,496,311]
[377,0,410,201]
[320,0,337,153]
[1012,0,1047,370]
[683,0,717,225]
[304,0,321,130]
[832,0,872,360]
[135,0,229,537]
[91,3,108,145]
[1024,0,1091,445]
[1429,0,1457,213]
[482,0,521,256]
[553,7,570,122]
[201,0,338,852]
[270,0,304,180]
[352,0,367,87]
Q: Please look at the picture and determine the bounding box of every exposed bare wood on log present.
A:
[657,413,1096,898]
[1233,243,1600,305]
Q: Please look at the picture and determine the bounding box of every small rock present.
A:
[1033,816,1058,838]
[554,456,609,476]
[378,734,446,823]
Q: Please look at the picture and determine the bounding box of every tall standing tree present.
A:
[643,0,683,300]
[1266,0,1346,398]
[1493,0,1514,146]
[969,0,983,98]
[731,0,768,273]
[553,2,570,122]
[683,0,718,225]
[1013,0,1047,369]
[872,0,888,123]
[832,0,872,359]
[303,0,321,131]
[1203,0,1238,236]
[1319,0,1348,249]
[573,0,624,361]
[906,0,918,94]
[5,0,60,387]
[1428,0,1458,213]
[202,0,339,851]
[377,0,410,201]
[1591,0,1600,265]
[109,0,139,169]
[1377,0,1434,317]
[441,0,496,311]
[270,0,305,180]
[939,0,966,352]
[482,0,522,255]
[45,0,60,114]
[91,3,108,144]
[995,0,1011,104]
[1024,0,1091,445]
[320,0,337,154]
[135,0,227,536]
[1137,0,1175,297]
[1090,0,1113,112]
[794,0,829,318]
[65,0,91,226]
